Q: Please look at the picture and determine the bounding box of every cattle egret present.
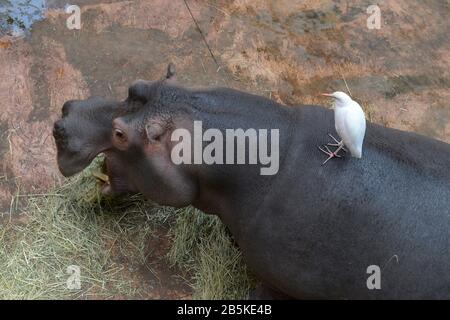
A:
[318,91,366,165]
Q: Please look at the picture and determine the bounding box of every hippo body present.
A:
[53,67,450,299]
[227,105,450,299]
[176,89,450,299]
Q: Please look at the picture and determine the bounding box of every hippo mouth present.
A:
[54,140,98,177]
[56,151,98,177]
[53,120,100,177]
[55,146,101,177]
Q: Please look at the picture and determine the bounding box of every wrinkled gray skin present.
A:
[54,65,450,299]
[53,94,144,194]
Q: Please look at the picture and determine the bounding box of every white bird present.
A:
[318,91,366,165]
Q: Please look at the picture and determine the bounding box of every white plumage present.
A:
[332,92,366,157]
[319,91,366,164]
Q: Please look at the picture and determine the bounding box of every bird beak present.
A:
[321,93,334,97]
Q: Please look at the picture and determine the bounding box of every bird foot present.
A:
[317,145,344,165]
[326,133,347,152]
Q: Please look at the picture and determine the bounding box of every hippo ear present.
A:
[112,118,132,151]
[145,118,168,144]
[165,63,177,83]
[127,80,155,104]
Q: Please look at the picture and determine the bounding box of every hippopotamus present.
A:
[53,65,450,299]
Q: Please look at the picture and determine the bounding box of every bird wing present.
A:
[340,104,366,157]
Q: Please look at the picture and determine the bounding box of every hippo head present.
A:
[53,64,196,205]
[53,64,177,177]
[53,96,123,177]
[107,71,199,207]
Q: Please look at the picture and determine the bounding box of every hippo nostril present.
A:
[54,120,63,132]
[53,121,67,144]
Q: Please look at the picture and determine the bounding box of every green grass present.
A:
[0,157,252,299]
[168,209,253,299]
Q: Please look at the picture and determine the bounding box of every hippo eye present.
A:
[114,129,125,141]
[115,129,123,137]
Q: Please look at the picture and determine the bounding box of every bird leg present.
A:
[317,145,344,165]
[326,133,347,152]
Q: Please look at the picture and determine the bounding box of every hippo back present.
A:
[237,105,450,299]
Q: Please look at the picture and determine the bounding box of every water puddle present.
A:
[0,0,46,36]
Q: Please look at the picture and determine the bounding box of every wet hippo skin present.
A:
[53,66,450,299]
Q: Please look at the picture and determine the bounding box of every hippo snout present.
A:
[61,100,76,118]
